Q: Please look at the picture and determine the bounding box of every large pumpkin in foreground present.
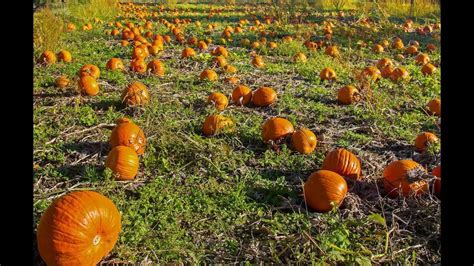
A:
[110,118,146,155]
[304,170,348,212]
[322,148,362,180]
[261,117,294,143]
[383,160,429,197]
[37,191,121,266]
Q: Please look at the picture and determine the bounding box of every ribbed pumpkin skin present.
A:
[202,115,234,136]
[121,81,150,107]
[232,85,252,106]
[147,60,165,76]
[383,160,429,197]
[261,117,294,143]
[37,191,121,266]
[322,148,361,180]
[79,64,100,79]
[304,170,348,212]
[208,92,229,111]
[78,76,99,96]
[110,119,146,155]
[337,85,360,105]
[376,58,393,70]
[291,128,317,154]
[252,87,277,107]
[57,50,72,63]
[105,146,139,180]
[414,132,439,152]
[106,58,124,71]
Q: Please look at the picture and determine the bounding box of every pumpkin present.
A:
[409,40,420,47]
[359,66,381,82]
[232,85,252,106]
[426,43,437,52]
[261,117,294,143]
[37,191,121,266]
[303,170,347,213]
[147,60,165,76]
[198,40,208,50]
[322,148,361,180]
[376,58,393,70]
[211,46,229,57]
[251,56,265,68]
[325,46,339,57]
[121,81,150,107]
[282,36,293,42]
[414,132,439,152]
[66,22,76,31]
[111,29,120,36]
[415,53,430,65]
[110,118,146,155]
[106,58,125,71]
[293,52,307,63]
[252,87,277,107]
[240,38,251,47]
[202,115,234,136]
[268,41,278,49]
[148,45,162,56]
[200,69,218,82]
[181,47,196,58]
[320,67,336,81]
[373,44,384,53]
[78,76,99,96]
[121,40,130,47]
[427,98,441,116]
[405,45,418,55]
[381,65,395,79]
[223,64,237,73]
[208,92,229,111]
[291,128,317,154]
[55,76,70,89]
[39,51,57,65]
[421,63,436,75]
[392,38,404,49]
[390,67,409,82]
[122,29,135,40]
[338,85,360,105]
[79,64,100,79]
[383,160,429,197]
[57,50,72,63]
[130,59,147,73]
[213,55,227,67]
[381,39,390,48]
[225,76,240,85]
[251,41,261,49]
[304,40,318,50]
[132,46,148,60]
[105,145,139,180]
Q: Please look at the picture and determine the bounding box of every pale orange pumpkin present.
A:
[291,128,317,154]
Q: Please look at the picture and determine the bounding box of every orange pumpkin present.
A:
[426,43,437,52]
[304,170,348,213]
[225,76,240,85]
[268,41,278,49]
[432,165,441,196]
[390,67,409,82]
[293,52,307,63]
[405,45,418,55]
[78,76,99,96]
[130,59,147,73]
[105,145,139,180]
[213,55,227,67]
[181,47,196,58]
[291,128,317,154]
[427,98,441,116]
[110,118,146,155]
[392,38,404,49]
[198,40,208,50]
[359,66,381,82]
[208,92,229,111]
[376,58,393,70]
[261,117,294,143]
[414,132,439,152]
[232,85,252,106]
[223,64,237,73]
[251,56,265,68]
[200,69,218,82]
[106,58,125,71]
[79,64,100,79]
[111,29,120,36]
[147,60,165,76]
[373,44,384,53]
[322,148,361,180]
[320,67,336,81]
[132,46,148,60]
[121,40,130,47]
[325,46,339,57]
[202,115,234,136]
[211,46,229,57]
[148,45,162,56]
[66,22,76,31]
[39,51,57,65]
[421,63,436,75]
[55,76,70,89]
[121,81,150,107]
[37,191,121,266]
[338,85,360,105]
[383,160,429,197]
[415,53,430,65]
[252,87,277,107]
[57,50,72,63]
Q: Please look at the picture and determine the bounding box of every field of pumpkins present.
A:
[33,2,441,264]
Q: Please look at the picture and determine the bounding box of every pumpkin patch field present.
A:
[33,1,441,264]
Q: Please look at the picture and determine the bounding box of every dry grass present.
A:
[66,0,120,23]
[33,7,64,52]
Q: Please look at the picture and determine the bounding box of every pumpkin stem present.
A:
[93,235,101,246]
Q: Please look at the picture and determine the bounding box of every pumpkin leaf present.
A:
[368,213,386,228]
